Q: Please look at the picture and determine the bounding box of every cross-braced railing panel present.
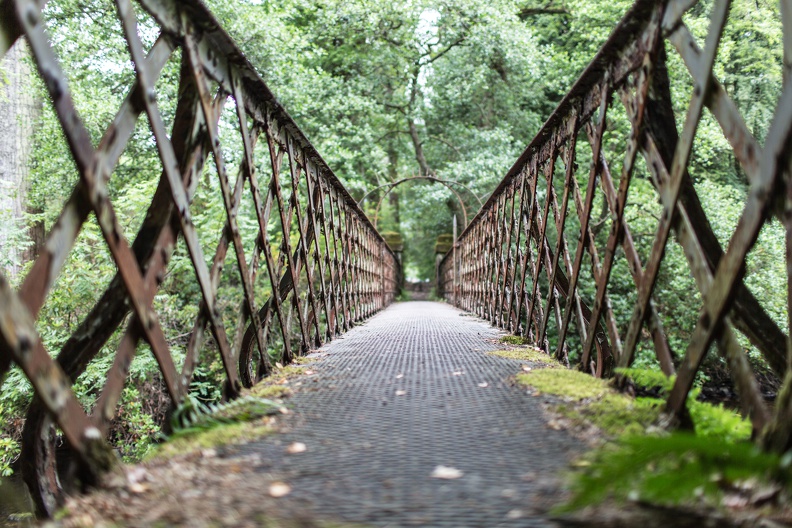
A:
[440,0,792,444]
[0,0,398,515]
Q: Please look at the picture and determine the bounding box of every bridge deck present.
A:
[237,301,580,527]
[52,301,582,526]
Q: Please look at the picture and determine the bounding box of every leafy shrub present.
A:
[0,437,19,477]
[564,433,791,511]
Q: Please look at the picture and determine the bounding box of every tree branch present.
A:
[425,35,467,65]
[426,135,462,157]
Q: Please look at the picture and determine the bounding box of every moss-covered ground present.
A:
[497,335,531,346]
[504,355,791,521]
[148,421,275,460]
[488,348,561,366]
[147,360,322,460]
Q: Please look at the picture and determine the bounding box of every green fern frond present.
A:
[614,367,675,393]
[170,395,282,437]
[562,433,791,512]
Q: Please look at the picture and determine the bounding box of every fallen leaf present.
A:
[478,382,489,388]
[128,483,148,495]
[431,465,463,479]
[279,407,290,414]
[275,362,284,369]
[723,494,749,508]
[286,442,307,454]
[395,390,407,396]
[268,482,291,498]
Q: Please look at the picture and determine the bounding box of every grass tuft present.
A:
[498,335,531,345]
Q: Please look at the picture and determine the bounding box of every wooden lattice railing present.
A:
[0,0,398,515]
[440,0,792,446]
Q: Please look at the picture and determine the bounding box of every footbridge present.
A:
[0,0,791,524]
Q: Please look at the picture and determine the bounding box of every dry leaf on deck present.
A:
[431,466,463,479]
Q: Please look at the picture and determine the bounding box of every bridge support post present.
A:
[453,215,458,307]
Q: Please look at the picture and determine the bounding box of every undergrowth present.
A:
[148,395,282,459]
[149,361,315,459]
[514,364,771,512]
[396,290,412,302]
[563,434,792,512]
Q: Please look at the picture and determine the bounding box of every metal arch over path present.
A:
[358,175,485,229]
[439,0,792,448]
[0,0,398,515]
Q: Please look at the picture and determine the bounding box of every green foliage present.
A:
[145,395,281,460]
[0,436,18,478]
[395,290,412,302]
[112,387,160,462]
[688,400,752,443]
[498,335,531,346]
[580,395,663,438]
[533,366,754,511]
[0,382,23,476]
[564,434,791,511]
[170,395,282,437]
[615,367,675,393]
[616,368,751,442]
[199,0,554,280]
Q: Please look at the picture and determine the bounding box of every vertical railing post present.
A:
[453,214,458,307]
[380,244,386,308]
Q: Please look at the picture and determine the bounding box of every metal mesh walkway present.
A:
[237,301,580,527]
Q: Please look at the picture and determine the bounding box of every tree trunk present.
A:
[407,117,430,177]
[389,191,400,227]
[387,146,400,227]
[0,40,41,278]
